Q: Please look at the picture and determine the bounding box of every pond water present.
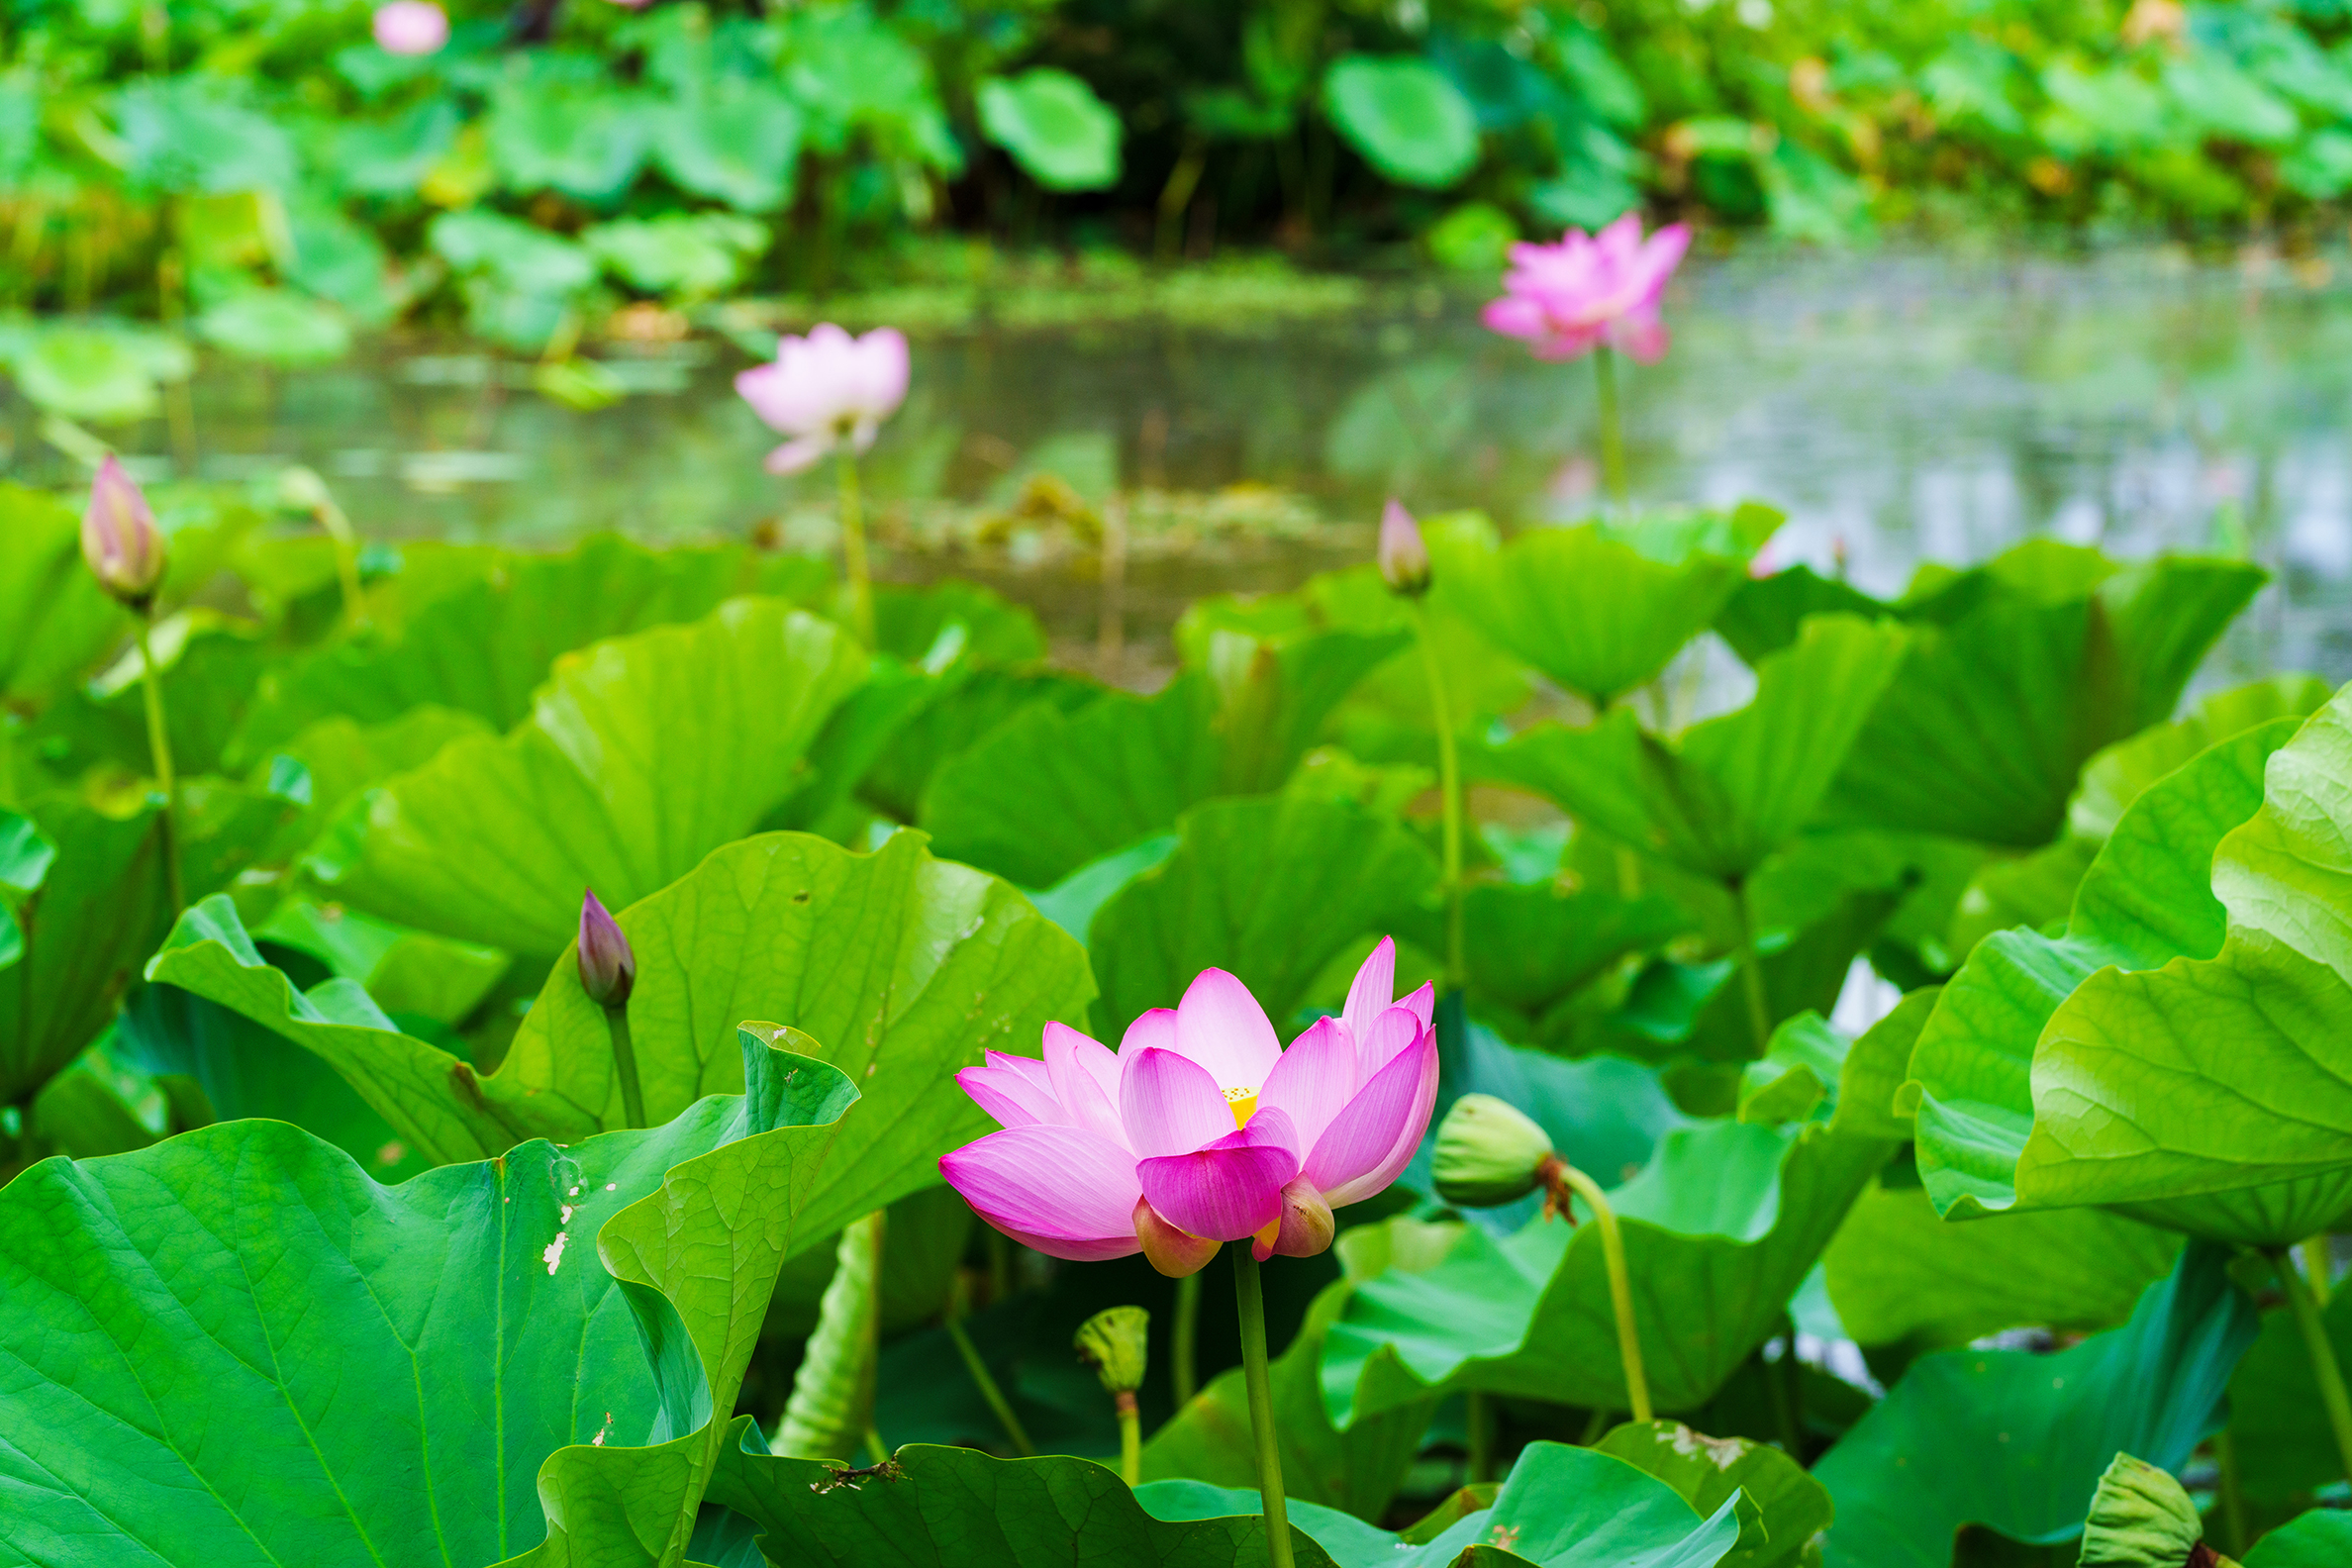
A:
[14,245,2352,684]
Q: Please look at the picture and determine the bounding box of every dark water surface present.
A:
[17,245,2352,681]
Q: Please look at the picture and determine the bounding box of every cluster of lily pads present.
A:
[3,445,2351,1568]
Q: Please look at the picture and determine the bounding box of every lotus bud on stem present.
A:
[945,1273,1033,1458]
[1432,1094,1651,1422]
[1075,1305,1150,1484]
[577,889,646,1129]
[1382,499,1463,986]
[2078,1452,2238,1568]
[83,456,181,910]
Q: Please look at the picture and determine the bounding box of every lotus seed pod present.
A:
[576,888,637,1007]
[1431,1094,1555,1207]
[1074,1306,1150,1395]
[82,455,166,609]
[2077,1453,2214,1568]
[1377,498,1431,597]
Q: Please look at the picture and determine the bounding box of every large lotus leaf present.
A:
[302,598,866,958]
[1476,616,1908,882]
[2066,672,2334,843]
[1904,717,2297,1225]
[1392,879,1694,1043]
[1822,1182,2180,1347]
[1323,1117,1891,1422]
[152,829,1091,1210]
[2225,1260,2352,1506]
[1438,524,1751,705]
[0,778,299,1104]
[1813,1241,2259,1568]
[857,667,1098,822]
[228,535,817,766]
[487,80,651,202]
[0,482,121,706]
[1595,1421,1832,1568]
[977,67,1124,191]
[1142,1261,1438,1522]
[1817,551,2264,845]
[649,83,805,213]
[1322,54,1481,190]
[709,1436,1750,1568]
[0,1029,857,1567]
[922,628,1405,888]
[1088,793,1438,1041]
[2248,1512,2352,1567]
[253,704,499,865]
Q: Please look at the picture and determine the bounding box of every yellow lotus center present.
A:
[1223,1086,1258,1128]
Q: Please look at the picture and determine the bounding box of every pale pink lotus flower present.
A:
[82,454,165,607]
[941,941,1439,1277]
[1481,213,1692,364]
[734,324,910,476]
[371,1,449,55]
[1377,497,1429,597]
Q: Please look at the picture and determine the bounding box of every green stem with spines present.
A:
[1412,602,1464,988]
[602,1004,646,1130]
[1233,1246,1296,1568]
[2278,1243,2352,1486]
[1549,1160,1651,1423]
[836,446,875,648]
[1593,344,1628,511]
[133,614,182,912]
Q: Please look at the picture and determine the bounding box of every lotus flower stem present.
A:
[944,1275,1033,1456]
[602,1007,646,1130]
[1172,1270,1201,1407]
[2303,1235,2333,1306]
[1729,881,1773,1056]
[2277,1243,2352,1484]
[1412,605,1465,986]
[1592,344,1628,511]
[1232,1245,1296,1568]
[1547,1160,1651,1422]
[2213,1428,2248,1556]
[1764,1317,1803,1458]
[836,448,875,648]
[132,616,183,912]
[1466,1391,1495,1482]
[1116,1390,1142,1485]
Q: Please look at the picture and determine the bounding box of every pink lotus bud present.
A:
[81,455,165,609]
[372,1,448,54]
[1378,498,1430,597]
[577,889,636,1007]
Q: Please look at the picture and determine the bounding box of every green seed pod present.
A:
[2077,1453,2210,1568]
[1074,1306,1150,1396]
[1431,1094,1556,1208]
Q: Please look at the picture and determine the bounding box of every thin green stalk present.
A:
[602,1004,647,1130]
[836,446,875,648]
[944,1279,1033,1456]
[1593,344,1628,511]
[1550,1162,1651,1422]
[2304,1234,2334,1306]
[1173,1269,1201,1408]
[1466,1390,1495,1483]
[1232,1246,1296,1568]
[1,709,18,808]
[1763,1320,1803,1458]
[2214,1428,2248,1557]
[864,1427,888,1465]
[1115,1391,1141,1486]
[133,616,183,912]
[1577,1406,1611,1445]
[2278,1245,2352,1485]
[1728,880,1773,1055]
[1412,603,1464,988]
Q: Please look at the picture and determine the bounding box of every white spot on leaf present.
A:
[543,1232,568,1273]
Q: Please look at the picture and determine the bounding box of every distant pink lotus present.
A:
[1482,213,1692,364]
[735,324,910,475]
[371,1,448,55]
[942,942,1438,1276]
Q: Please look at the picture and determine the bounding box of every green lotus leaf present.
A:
[2243,1508,2352,1565]
[302,597,867,958]
[229,535,824,767]
[251,704,499,864]
[2223,1257,2352,1507]
[1322,54,1481,190]
[921,628,1405,888]
[1323,1116,1891,1421]
[0,482,121,707]
[0,1029,859,1566]
[977,67,1124,192]
[1088,793,1439,1041]
[1594,1420,1832,1568]
[857,667,1098,822]
[486,80,651,203]
[1813,1241,2258,1567]
[1396,880,1694,1044]
[196,286,352,366]
[1814,546,2264,846]
[250,896,509,1024]
[1822,1183,2180,1347]
[153,828,1091,1207]
[2066,672,2334,843]
[649,83,806,213]
[1438,523,1752,705]
[1475,615,1909,882]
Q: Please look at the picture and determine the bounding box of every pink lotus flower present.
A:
[941,942,1438,1276]
[735,323,910,476]
[371,0,449,55]
[1482,213,1692,364]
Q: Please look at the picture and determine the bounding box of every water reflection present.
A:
[9,246,2351,680]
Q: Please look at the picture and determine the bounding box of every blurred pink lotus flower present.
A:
[1482,213,1692,364]
[1377,497,1429,597]
[82,454,165,608]
[941,941,1438,1277]
[735,323,910,476]
[372,1,449,55]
